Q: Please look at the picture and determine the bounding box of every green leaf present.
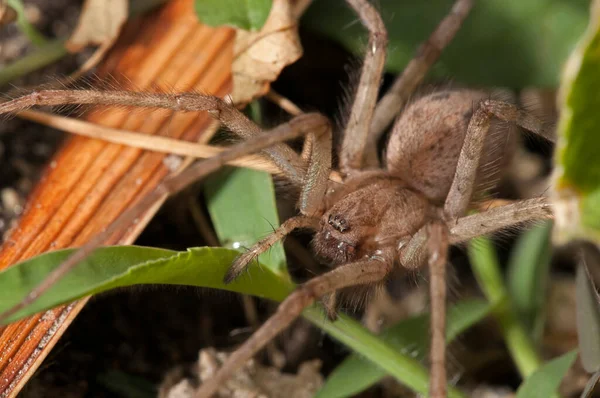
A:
[507,221,553,342]
[316,299,491,398]
[306,307,468,398]
[0,246,470,398]
[553,1,600,243]
[515,350,578,398]
[204,167,287,277]
[0,246,294,324]
[194,0,272,30]
[576,261,600,372]
[204,100,287,277]
[303,0,587,87]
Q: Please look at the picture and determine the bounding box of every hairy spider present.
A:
[0,0,554,396]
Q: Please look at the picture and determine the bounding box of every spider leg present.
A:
[339,0,388,174]
[0,90,308,186]
[444,100,548,220]
[195,253,395,398]
[322,292,339,321]
[449,197,552,243]
[224,216,319,283]
[401,198,553,265]
[417,100,548,397]
[0,113,331,324]
[366,0,475,164]
[397,221,450,398]
[225,112,332,282]
[297,109,333,216]
[427,221,450,398]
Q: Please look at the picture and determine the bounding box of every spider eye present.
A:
[328,214,350,233]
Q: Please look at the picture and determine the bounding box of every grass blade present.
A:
[468,237,543,377]
[515,350,577,398]
[576,258,600,372]
[507,221,553,342]
[316,299,491,398]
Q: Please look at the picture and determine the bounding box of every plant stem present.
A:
[468,237,543,377]
[0,39,68,87]
[303,306,468,398]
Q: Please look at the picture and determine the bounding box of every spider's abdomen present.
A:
[312,178,429,266]
[385,89,516,204]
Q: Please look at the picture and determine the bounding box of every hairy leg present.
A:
[399,197,553,266]
[0,90,308,186]
[449,197,553,243]
[0,112,331,324]
[444,100,548,221]
[224,216,319,283]
[225,111,332,282]
[339,0,388,174]
[427,221,449,398]
[297,110,333,216]
[437,96,548,395]
[367,0,474,162]
[195,253,394,398]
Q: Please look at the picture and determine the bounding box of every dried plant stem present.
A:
[19,109,280,174]
[266,89,303,116]
[16,109,344,183]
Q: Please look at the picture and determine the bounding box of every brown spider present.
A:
[0,0,554,396]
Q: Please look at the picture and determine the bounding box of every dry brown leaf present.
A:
[232,0,303,104]
[65,0,128,52]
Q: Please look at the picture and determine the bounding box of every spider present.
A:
[0,0,554,396]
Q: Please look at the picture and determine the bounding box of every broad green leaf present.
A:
[507,222,553,342]
[194,0,271,30]
[316,299,491,398]
[576,261,600,372]
[204,167,287,277]
[303,0,587,87]
[0,246,469,398]
[0,246,294,324]
[553,1,600,243]
[515,350,578,398]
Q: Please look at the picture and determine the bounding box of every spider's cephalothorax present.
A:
[313,89,511,270]
[314,174,428,266]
